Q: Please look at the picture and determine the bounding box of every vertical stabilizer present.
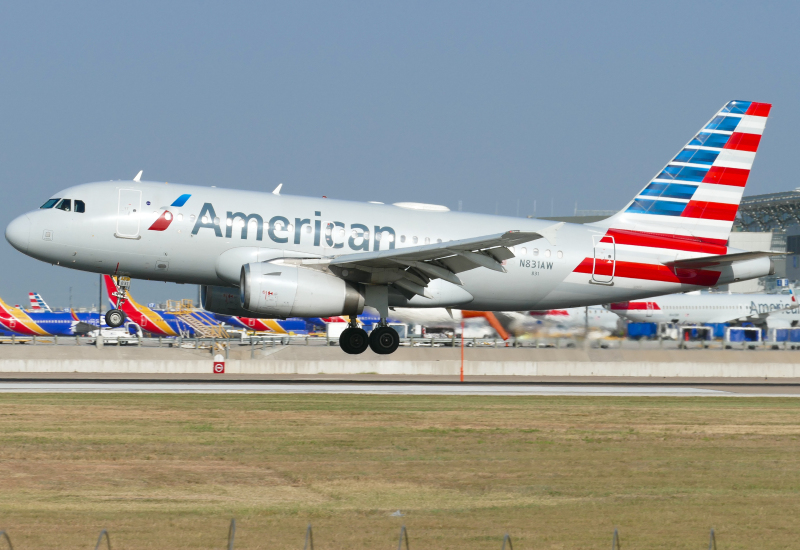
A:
[598,100,771,244]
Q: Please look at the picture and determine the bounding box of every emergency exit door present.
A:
[117,189,142,238]
[592,235,615,283]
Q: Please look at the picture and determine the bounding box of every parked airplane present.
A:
[28,292,52,312]
[0,295,96,336]
[6,100,776,355]
[527,306,621,332]
[609,290,799,328]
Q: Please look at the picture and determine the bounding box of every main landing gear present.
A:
[105,275,130,328]
[339,317,400,355]
[369,325,400,355]
[339,317,369,354]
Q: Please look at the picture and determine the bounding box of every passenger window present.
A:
[74,200,85,213]
[40,198,60,209]
[56,199,72,212]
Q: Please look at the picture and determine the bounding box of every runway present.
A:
[0,380,795,396]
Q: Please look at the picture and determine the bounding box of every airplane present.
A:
[0,295,97,336]
[213,313,307,334]
[5,100,776,355]
[609,290,800,328]
[28,292,52,312]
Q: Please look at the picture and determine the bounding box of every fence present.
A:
[0,522,725,548]
[0,333,577,352]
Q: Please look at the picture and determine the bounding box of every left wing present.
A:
[300,228,555,298]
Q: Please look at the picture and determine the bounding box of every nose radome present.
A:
[5,214,31,253]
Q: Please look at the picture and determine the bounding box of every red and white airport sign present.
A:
[213,354,225,374]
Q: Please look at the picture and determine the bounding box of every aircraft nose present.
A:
[5,214,31,253]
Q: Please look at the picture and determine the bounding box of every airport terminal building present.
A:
[730,189,800,291]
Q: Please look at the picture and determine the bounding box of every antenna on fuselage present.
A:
[272,183,282,195]
[133,170,143,182]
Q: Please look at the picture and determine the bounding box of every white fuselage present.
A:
[527,306,621,332]
[5,181,772,314]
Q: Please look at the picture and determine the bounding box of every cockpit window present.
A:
[55,199,72,212]
[40,198,60,209]
[75,200,85,213]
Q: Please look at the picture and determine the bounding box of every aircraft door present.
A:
[117,189,142,238]
[646,302,654,317]
[592,235,615,283]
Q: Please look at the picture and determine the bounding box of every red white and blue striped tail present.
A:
[600,100,771,245]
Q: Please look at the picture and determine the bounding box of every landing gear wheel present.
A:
[369,326,400,355]
[340,327,369,355]
[105,309,126,328]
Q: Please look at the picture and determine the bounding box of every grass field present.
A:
[1,394,799,549]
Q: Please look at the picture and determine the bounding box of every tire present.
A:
[369,326,400,355]
[105,309,126,328]
[340,327,369,355]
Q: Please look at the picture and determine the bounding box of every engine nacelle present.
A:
[240,262,365,317]
[201,285,255,318]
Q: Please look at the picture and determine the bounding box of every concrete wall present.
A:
[4,359,799,377]
[2,345,800,377]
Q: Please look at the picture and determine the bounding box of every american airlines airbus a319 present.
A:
[5,100,776,355]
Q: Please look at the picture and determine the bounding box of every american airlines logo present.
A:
[148,194,192,232]
[189,202,398,252]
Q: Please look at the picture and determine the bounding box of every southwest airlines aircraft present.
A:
[610,291,799,328]
[5,100,776,354]
[0,296,97,336]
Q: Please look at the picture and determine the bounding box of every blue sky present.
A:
[1,1,798,308]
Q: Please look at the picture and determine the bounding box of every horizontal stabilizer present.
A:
[667,250,782,269]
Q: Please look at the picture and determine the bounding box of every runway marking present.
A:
[0,382,737,396]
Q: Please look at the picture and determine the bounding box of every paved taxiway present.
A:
[1,380,798,396]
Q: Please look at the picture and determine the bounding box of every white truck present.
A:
[87,322,144,345]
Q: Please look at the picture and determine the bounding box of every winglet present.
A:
[133,170,143,182]
[272,183,283,195]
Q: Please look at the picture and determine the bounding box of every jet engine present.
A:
[201,285,255,318]
[240,262,365,317]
